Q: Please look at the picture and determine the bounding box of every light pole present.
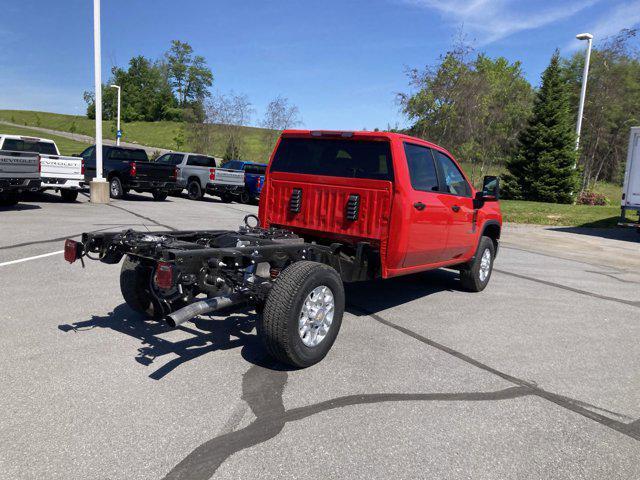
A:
[110,84,121,146]
[575,32,593,154]
[90,0,109,203]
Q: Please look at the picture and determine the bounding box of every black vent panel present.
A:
[346,194,360,221]
[289,188,302,213]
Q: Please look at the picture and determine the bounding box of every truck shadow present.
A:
[549,225,639,243]
[57,305,272,380]
[345,268,460,316]
[56,270,460,379]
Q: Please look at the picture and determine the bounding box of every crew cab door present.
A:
[432,150,476,259]
[401,143,450,267]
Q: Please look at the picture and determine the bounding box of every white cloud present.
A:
[566,0,640,51]
[406,0,599,45]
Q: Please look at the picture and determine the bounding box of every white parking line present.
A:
[0,250,64,267]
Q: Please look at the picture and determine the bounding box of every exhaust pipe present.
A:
[166,293,244,328]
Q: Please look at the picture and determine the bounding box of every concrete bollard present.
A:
[90,180,110,204]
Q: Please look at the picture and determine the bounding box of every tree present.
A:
[399,40,533,182]
[84,56,174,122]
[206,92,254,160]
[165,40,213,109]
[260,96,302,161]
[562,29,640,188]
[503,51,578,203]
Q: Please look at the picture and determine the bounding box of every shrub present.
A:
[576,190,608,206]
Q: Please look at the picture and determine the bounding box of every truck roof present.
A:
[0,134,56,144]
[281,130,450,153]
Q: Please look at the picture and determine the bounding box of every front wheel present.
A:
[152,190,168,201]
[60,189,79,202]
[459,236,495,292]
[260,261,345,368]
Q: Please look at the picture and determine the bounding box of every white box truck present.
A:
[620,127,640,229]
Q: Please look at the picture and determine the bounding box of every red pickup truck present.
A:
[65,130,502,367]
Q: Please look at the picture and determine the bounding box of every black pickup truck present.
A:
[79,145,178,200]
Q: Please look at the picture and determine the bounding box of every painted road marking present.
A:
[0,250,64,267]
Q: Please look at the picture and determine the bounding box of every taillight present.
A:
[256,176,263,189]
[64,239,79,264]
[81,158,85,175]
[209,168,215,181]
[154,262,174,289]
[173,166,178,180]
[37,155,41,173]
[129,162,137,177]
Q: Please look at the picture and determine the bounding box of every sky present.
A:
[1,0,639,130]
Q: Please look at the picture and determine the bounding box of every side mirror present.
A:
[474,176,499,208]
[481,175,499,200]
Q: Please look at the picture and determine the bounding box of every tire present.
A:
[459,236,495,292]
[60,189,79,202]
[152,190,168,201]
[260,261,345,368]
[120,256,156,318]
[109,176,124,199]
[220,193,233,203]
[187,179,204,200]
[0,193,19,207]
[238,189,251,204]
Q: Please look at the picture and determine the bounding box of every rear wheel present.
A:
[109,176,124,199]
[152,190,168,201]
[260,261,344,368]
[60,189,79,202]
[459,236,495,292]
[238,189,251,204]
[0,192,19,207]
[220,193,233,203]
[187,180,204,200]
[120,256,156,318]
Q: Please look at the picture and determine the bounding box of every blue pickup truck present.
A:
[220,161,266,204]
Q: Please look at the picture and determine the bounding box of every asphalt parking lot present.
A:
[1,192,639,480]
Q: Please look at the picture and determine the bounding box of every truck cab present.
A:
[259,130,501,279]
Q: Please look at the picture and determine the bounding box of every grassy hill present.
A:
[0,110,275,162]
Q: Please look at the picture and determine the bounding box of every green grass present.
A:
[500,200,632,228]
[0,123,91,155]
[0,109,274,162]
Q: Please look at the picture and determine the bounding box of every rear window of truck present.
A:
[108,148,148,162]
[270,138,393,181]
[2,139,57,155]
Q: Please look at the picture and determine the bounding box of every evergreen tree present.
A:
[503,50,578,203]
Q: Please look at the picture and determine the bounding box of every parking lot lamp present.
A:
[574,32,593,157]
[110,84,121,146]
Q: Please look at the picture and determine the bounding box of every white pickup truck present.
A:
[0,135,85,202]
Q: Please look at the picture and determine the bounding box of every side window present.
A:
[404,143,439,192]
[80,146,95,159]
[433,151,471,197]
